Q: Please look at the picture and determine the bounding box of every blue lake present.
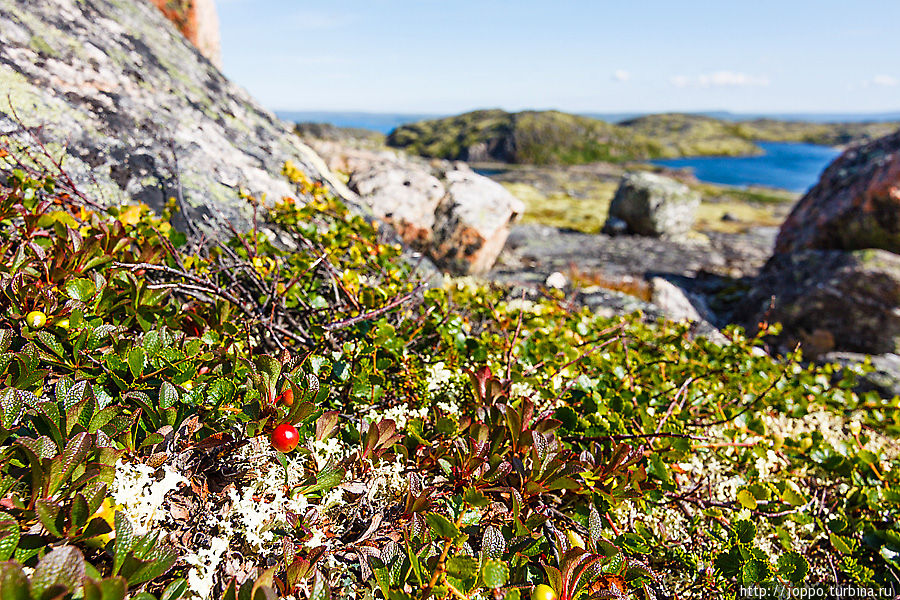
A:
[651,141,841,193]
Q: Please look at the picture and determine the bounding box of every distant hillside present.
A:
[618,114,761,157]
[735,118,900,146]
[624,113,900,151]
[385,109,667,165]
[386,110,900,166]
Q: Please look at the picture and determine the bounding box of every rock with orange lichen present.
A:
[775,128,900,255]
[304,138,523,275]
[149,0,221,67]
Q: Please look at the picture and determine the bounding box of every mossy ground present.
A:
[499,166,798,235]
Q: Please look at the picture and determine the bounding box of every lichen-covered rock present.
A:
[150,0,221,67]
[604,172,700,238]
[0,0,350,236]
[430,169,525,275]
[303,139,523,275]
[738,249,900,356]
[349,161,445,248]
[775,129,900,255]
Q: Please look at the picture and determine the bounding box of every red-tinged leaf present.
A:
[315,411,340,441]
[48,432,92,496]
[36,499,64,538]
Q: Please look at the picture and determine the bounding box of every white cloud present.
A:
[669,71,770,88]
[669,75,691,88]
[613,69,630,82]
[871,74,898,87]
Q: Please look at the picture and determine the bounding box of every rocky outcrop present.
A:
[738,249,900,357]
[819,352,900,399]
[349,162,445,247]
[430,169,524,275]
[775,129,900,255]
[304,140,523,275]
[150,0,222,67]
[603,172,700,238]
[0,0,350,237]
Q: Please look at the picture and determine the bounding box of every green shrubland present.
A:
[0,140,898,600]
[386,110,900,166]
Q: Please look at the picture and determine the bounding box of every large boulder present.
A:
[349,162,445,248]
[737,249,900,357]
[604,172,700,238]
[0,0,350,236]
[430,169,524,275]
[775,129,900,255]
[303,139,524,275]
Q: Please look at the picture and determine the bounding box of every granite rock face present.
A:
[0,0,350,237]
[430,169,524,275]
[150,0,221,67]
[775,129,900,255]
[304,140,523,275]
[738,249,900,357]
[349,161,445,247]
[604,172,700,238]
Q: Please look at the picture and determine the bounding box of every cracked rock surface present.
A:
[0,0,350,236]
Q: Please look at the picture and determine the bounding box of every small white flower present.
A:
[545,271,567,289]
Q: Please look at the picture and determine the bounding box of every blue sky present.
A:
[217,0,900,114]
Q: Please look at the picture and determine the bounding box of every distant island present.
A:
[383,109,900,165]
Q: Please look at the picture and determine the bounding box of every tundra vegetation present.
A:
[386,110,900,165]
[0,138,898,600]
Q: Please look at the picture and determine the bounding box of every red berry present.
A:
[276,388,294,406]
[271,423,299,453]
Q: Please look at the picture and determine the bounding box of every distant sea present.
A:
[276,110,900,134]
[275,111,887,192]
[651,142,841,192]
[276,111,439,134]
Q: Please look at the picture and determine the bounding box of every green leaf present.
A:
[733,520,756,545]
[113,512,134,575]
[736,489,758,510]
[70,494,90,531]
[776,551,809,584]
[126,538,177,586]
[446,555,479,579]
[127,348,145,379]
[30,546,85,600]
[781,481,807,507]
[481,525,505,559]
[425,513,460,539]
[83,576,127,600]
[0,389,26,429]
[481,558,509,589]
[830,533,853,554]
[462,488,489,508]
[0,562,29,600]
[159,578,188,600]
[158,382,178,410]
[714,546,742,578]
[741,558,770,584]
[35,499,64,539]
[0,513,20,561]
[65,278,97,302]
